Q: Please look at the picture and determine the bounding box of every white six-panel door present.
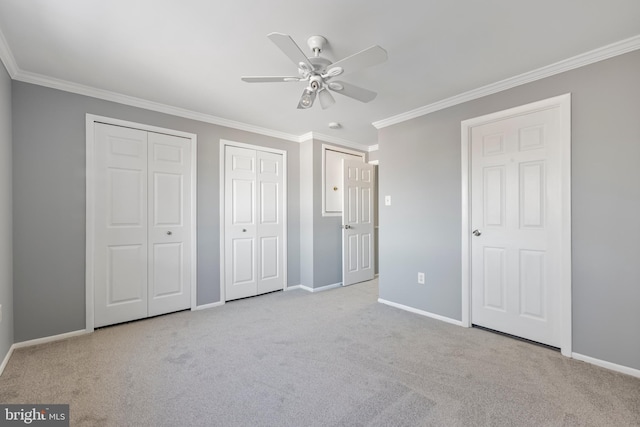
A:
[94,124,148,327]
[342,159,375,286]
[470,106,562,347]
[93,123,192,328]
[147,132,192,316]
[224,145,284,301]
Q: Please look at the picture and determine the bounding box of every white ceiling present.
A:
[1,0,639,147]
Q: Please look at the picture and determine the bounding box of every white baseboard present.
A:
[193,301,225,311]
[12,329,89,349]
[285,285,302,291]
[299,282,343,293]
[572,352,640,379]
[378,298,464,327]
[0,346,14,377]
[0,329,89,377]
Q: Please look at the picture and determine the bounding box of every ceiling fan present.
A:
[241,32,387,109]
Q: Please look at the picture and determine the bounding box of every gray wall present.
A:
[299,140,314,287]
[0,63,13,362]
[12,81,301,342]
[312,140,343,287]
[378,50,640,370]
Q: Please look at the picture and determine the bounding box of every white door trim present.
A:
[85,114,198,332]
[460,94,572,356]
[219,139,288,303]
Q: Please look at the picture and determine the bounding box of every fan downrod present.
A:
[307,35,327,56]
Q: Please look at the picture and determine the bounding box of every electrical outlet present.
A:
[384,195,391,206]
[417,272,425,285]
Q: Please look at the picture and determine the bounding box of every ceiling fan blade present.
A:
[329,45,387,75]
[267,32,314,71]
[318,88,335,109]
[329,81,377,103]
[241,76,301,83]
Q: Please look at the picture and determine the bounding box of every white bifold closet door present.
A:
[93,123,192,328]
[224,145,284,301]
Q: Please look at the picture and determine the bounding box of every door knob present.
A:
[166,231,172,236]
[242,229,247,232]
[473,229,481,236]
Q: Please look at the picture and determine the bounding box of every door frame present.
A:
[460,94,572,356]
[85,114,198,332]
[219,140,288,302]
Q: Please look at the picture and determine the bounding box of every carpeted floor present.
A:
[1,280,639,426]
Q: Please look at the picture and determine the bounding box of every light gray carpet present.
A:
[1,280,638,426]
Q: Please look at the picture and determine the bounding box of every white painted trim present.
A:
[193,301,225,311]
[572,353,640,379]
[460,94,572,356]
[284,285,302,291]
[85,116,96,333]
[219,142,225,303]
[368,160,379,165]
[460,120,471,329]
[368,145,379,152]
[299,282,343,293]
[0,26,17,77]
[301,132,371,152]
[219,140,288,303]
[20,70,300,141]
[373,34,640,129]
[0,330,89,377]
[14,330,89,349]
[189,135,199,311]
[7,64,368,151]
[85,114,198,332]
[0,346,13,377]
[378,298,464,327]
[321,144,366,217]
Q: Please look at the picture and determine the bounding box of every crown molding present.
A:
[373,34,640,129]
[12,68,372,149]
[368,144,379,152]
[298,132,314,143]
[0,27,372,150]
[0,27,18,77]
[14,69,308,142]
[302,132,371,152]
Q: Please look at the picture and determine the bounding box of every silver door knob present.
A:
[473,229,481,236]
[166,231,172,235]
[344,225,352,229]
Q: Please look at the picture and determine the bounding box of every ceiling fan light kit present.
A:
[242,32,387,110]
[297,87,316,109]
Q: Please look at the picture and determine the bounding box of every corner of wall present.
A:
[299,140,314,287]
[0,57,14,369]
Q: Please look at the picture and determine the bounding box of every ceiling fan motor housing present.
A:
[309,75,322,91]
